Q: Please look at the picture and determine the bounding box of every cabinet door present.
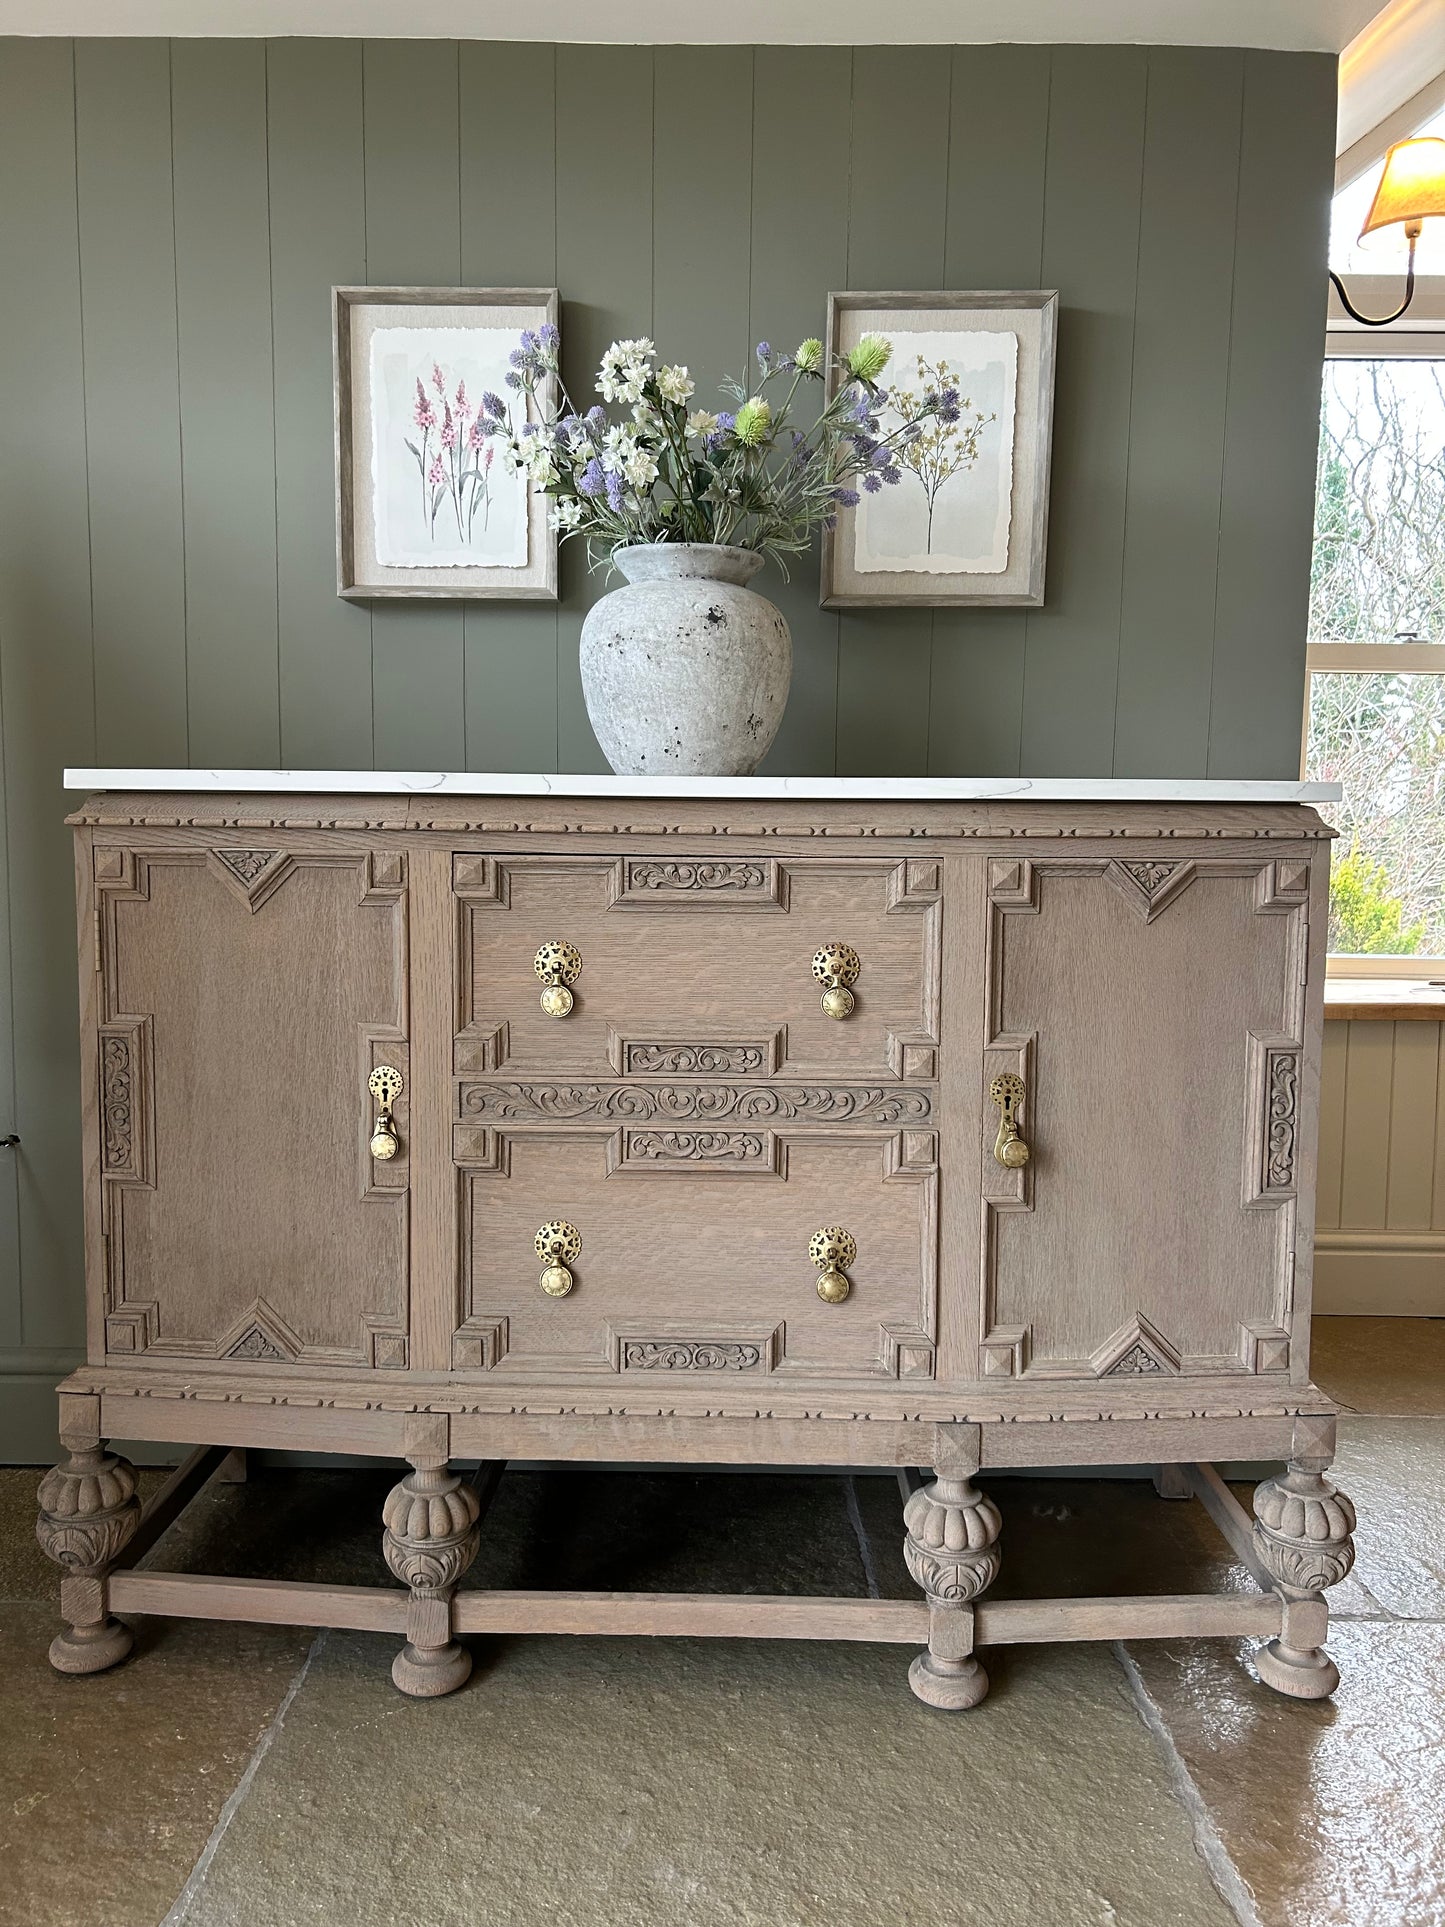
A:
[978,855,1314,1385]
[91,842,410,1369]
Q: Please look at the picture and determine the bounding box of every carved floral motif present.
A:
[1105,1344,1164,1376]
[627,861,767,892]
[625,1043,767,1075]
[459,1082,933,1125]
[213,850,277,885]
[1121,861,1177,895]
[227,1327,286,1362]
[622,1340,764,1371]
[1266,1051,1299,1190]
[100,1037,133,1174]
[626,1131,766,1163]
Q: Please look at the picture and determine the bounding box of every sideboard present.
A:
[37,771,1358,1709]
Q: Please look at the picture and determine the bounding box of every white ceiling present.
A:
[0,0,1393,49]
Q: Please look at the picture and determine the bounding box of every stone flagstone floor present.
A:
[1,1315,1442,1927]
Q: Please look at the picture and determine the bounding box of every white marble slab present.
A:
[63,768,1343,804]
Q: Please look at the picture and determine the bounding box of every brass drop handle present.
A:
[369,1065,403,1162]
[990,1072,1030,1169]
[535,940,583,1018]
[810,1226,857,1304]
[812,943,860,1020]
[535,1220,582,1297]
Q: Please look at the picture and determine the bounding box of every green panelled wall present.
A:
[0,39,1336,1455]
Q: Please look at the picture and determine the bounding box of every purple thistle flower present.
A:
[483,390,507,419]
[504,371,523,390]
[508,348,527,369]
[833,486,860,508]
[862,471,883,493]
[882,466,902,485]
[586,405,606,429]
[756,341,772,364]
[939,403,961,423]
[579,457,606,498]
[850,396,872,423]
[520,329,538,353]
[605,471,625,512]
[539,322,560,350]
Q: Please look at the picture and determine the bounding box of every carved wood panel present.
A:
[978,856,1308,1381]
[93,844,409,1368]
[452,853,941,1082]
[452,1124,937,1383]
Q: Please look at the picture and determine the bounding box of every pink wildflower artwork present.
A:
[405,356,499,544]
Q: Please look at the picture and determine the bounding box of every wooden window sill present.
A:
[1325,980,1445,1019]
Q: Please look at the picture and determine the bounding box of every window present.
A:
[1307,193,1445,976]
[1307,353,1445,976]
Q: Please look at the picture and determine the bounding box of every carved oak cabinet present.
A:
[39,773,1358,1709]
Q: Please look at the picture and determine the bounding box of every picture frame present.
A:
[820,290,1058,610]
[333,285,558,601]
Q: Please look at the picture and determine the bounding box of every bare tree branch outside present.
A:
[1307,359,1445,956]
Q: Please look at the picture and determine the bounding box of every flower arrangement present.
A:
[462,326,962,571]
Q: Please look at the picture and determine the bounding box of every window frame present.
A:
[1308,322,1445,981]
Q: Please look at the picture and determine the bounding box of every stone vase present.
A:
[578,543,792,776]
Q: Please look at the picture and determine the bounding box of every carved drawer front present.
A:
[978,856,1311,1384]
[453,853,941,1083]
[452,1121,938,1382]
[93,844,410,1369]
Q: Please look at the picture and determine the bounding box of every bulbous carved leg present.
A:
[36,1443,141,1674]
[1251,1461,1356,1700]
[382,1463,481,1698]
[903,1471,1002,1710]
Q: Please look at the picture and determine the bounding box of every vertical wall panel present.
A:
[459,41,558,773]
[1340,1021,1395,1228]
[362,40,466,770]
[1385,1021,1440,1229]
[1208,51,1335,777]
[751,46,851,776]
[928,43,1051,778]
[0,40,92,1355]
[554,45,654,772]
[1316,1022,1347,1230]
[75,40,188,765]
[1020,44,1147,775]
[172,40,280,769]
[1112,48,1243,777]
[835,50,952,777]
[268,39,373,767]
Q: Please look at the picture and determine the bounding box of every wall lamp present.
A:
[1330,135,1445,326]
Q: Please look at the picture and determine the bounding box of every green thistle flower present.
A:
[794,337,824,374]
[845,333,892,383]
[732,397,773,446]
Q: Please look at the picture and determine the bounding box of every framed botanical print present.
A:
[333,285,558,600]
[820,290,1058,609]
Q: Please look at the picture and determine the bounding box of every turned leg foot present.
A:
[903,1432,1001,1711]
[1251,1457,1355,1701]
[383,1460,480,1699]
[36,1441,141,1675]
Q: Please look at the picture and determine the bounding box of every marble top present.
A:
[64,769,1343,804]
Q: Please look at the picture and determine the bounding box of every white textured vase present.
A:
[578,543,791,776]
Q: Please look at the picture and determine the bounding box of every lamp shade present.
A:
[1360,136,1445,244]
